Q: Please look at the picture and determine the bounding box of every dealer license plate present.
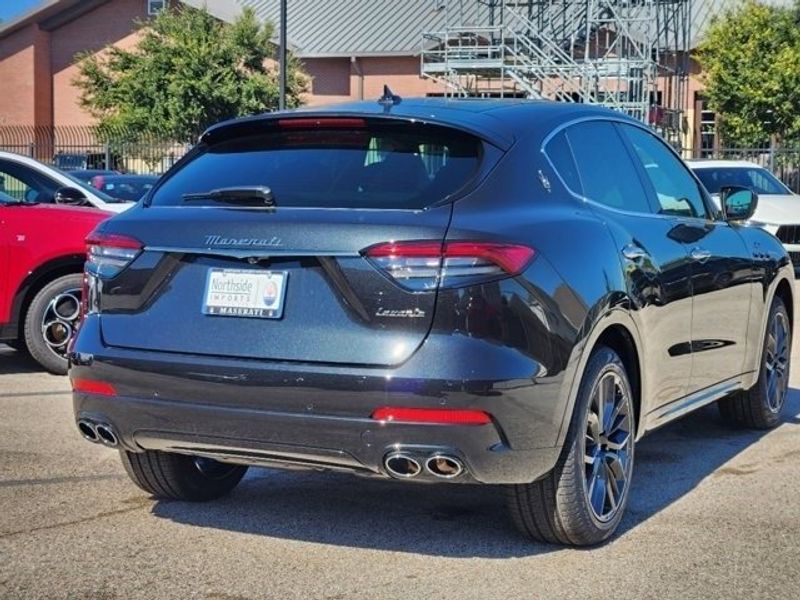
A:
[203,268,288,319]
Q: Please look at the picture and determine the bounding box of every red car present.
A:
[0,191,110,373]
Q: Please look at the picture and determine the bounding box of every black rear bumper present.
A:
[71,316,567,485]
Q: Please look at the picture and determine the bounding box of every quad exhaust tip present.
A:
[77,419,118,447]
[77,419,98,442]
[425,455,464,479]
[95,424,118,447]
[384,452,422,478]
[384,452,465,479]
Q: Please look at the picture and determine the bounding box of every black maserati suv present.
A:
[70,98,794,545]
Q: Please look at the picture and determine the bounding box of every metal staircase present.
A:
[421,1,695,140]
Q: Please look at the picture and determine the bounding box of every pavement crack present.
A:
[0,498,151,540]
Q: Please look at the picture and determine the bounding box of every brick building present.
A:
[0,0,793,153]
[0,0,154,128]
[0,0,449,130]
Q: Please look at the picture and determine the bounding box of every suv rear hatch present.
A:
[93,117,492,366]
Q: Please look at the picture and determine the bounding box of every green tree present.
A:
[696,0,800,146]
[74,6,307,143]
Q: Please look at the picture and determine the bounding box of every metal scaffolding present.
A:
[421,0,694,141]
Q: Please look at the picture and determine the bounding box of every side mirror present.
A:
[54,187,88,206]
[721,186,757,222]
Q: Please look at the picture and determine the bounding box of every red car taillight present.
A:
[85,233,143,278]
[363,241,535,290]
[82,232,142,319]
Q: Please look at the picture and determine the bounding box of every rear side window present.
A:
[150,121,482,209]
[565,121,650,213]
[544,131,583,195]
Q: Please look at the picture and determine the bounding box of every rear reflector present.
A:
[71,379,117,397]
[364,240,535,290]
[371,407,492,425]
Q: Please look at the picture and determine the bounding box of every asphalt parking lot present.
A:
[2,329,800,600]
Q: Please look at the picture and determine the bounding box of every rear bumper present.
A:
[70,316,567,485]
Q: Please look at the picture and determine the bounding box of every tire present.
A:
[507,346,636,546]
[23,273,83,375]
[719,296,791,429]
[120,450,248,501]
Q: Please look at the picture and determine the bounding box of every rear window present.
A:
[150,122,483,209]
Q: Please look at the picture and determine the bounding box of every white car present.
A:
[0,151,133,213]
[688,159,800,267]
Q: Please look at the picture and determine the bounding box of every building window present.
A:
[694,93,717,157]
[148,0,167,15]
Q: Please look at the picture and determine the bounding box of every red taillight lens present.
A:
[364,240,535,290]
[371,407,492,426]
[85,232,142,278]
[71,378,117,397]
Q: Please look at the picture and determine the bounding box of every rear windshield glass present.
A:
[149,122,482,209]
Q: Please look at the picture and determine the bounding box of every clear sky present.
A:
[0,0,45,22]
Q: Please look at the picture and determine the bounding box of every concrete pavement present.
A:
[1,333,799,599]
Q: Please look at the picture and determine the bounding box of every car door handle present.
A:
[690,247,711,262]
[621,243,649,261]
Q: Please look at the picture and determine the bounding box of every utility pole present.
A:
[279,0,287,110]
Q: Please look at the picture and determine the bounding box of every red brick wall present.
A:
[51,0,148,126]
[303,55,445,107]
[304,57,351,102]
[359,56,442,100]
[0,25,40,126]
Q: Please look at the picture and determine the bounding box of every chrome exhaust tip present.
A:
[77,419,99,443]
[424,455,464,479]
[384,452,422,479]
[95,424,118,447]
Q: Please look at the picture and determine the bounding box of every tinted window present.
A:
[621,125,707,218]
[565,121,650,213]
[544,131,582,195]
[693,166,790,196]
[95,176,158,202]
[0,159,56,204]
[150,122,482,209]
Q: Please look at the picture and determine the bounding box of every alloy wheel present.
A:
[40,287,82,359]
[764,311,790,413]
[582,370,634,522]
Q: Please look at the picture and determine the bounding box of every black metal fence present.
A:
[1,126,799,193]
[0,126,190,175]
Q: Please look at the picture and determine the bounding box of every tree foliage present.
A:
[74,7,307,143]
[696,0,800,146]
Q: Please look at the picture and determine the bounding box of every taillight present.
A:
[364,241,535,290]
[86,233,142,278]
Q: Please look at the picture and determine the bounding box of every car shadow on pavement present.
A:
[0,345,45,376]
[151,388,800,558]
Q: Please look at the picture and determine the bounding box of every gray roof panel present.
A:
[184,0,797,58]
